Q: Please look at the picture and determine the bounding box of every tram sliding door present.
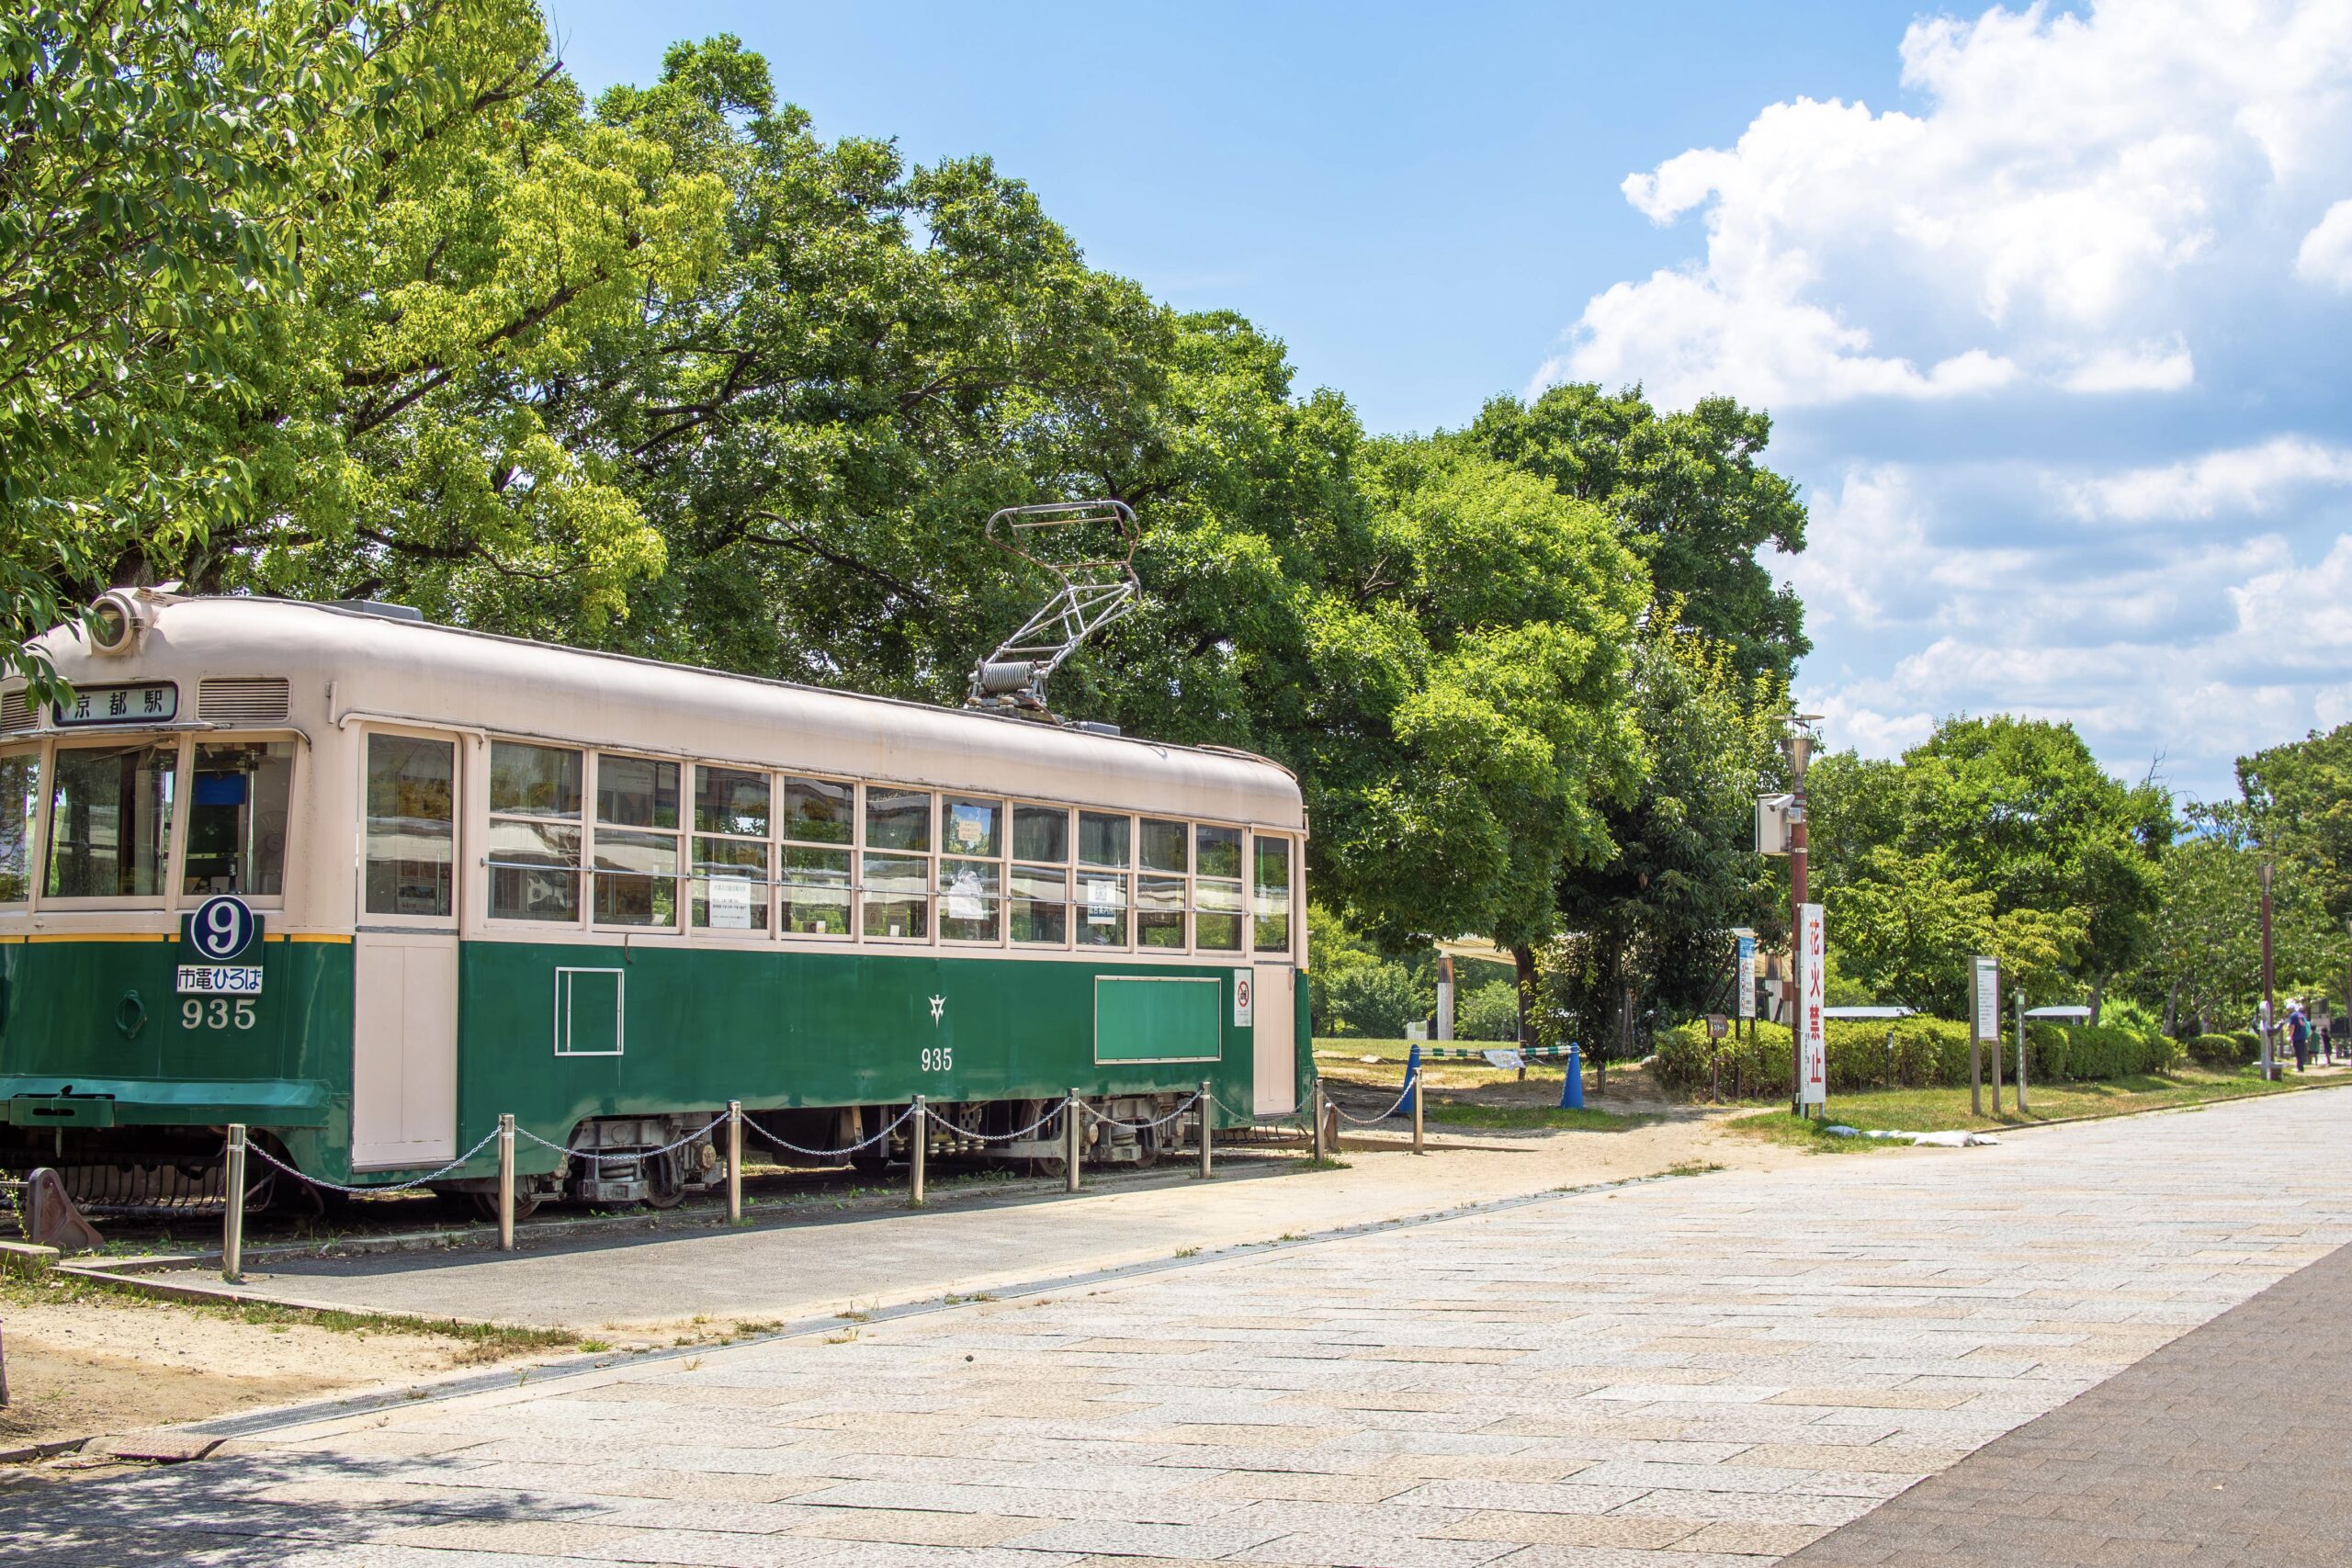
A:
[351,729,461,1168]
[1251,963,1297,1116]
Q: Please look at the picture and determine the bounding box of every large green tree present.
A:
[1461,382,1810,684]
[2238,724,2352,925]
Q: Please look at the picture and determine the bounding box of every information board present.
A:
[1736,934,1757,1020]
[1798,903,1826,1106]
[1973,956,2001,1042]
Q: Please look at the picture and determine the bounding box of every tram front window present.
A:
[185,741,292,897]
[46,742,176,898]
[0,750,37,902]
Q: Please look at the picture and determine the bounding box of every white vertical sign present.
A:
[1736,934,1757,1021]
[1973,956,2001,1043]
[1798,903,1826,1106]
[1233,969,1254,1027]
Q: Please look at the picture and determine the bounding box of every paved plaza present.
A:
[10,1091,2352,1567]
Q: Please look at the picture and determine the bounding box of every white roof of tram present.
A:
[24,595,1307,832]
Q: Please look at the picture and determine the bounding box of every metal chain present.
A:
[1080,1093,1203,1134]
[242,1126,502,1196]
[923,1102,1068,1144]
[741,1103,920,1159]
[513,1113,729,1167]
[1331,1072,1419,1124]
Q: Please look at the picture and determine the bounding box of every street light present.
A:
[1778,713,1823,1116]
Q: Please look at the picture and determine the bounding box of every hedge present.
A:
[2187,1032,2257,1068]
[1653,1015,2184,1099]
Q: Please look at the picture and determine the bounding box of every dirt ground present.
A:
[0,1279,562,1465]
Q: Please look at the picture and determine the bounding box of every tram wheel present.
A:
[1133,1125,1160,1169]
[641,1151,685,1210]
[471,1190,542,1223]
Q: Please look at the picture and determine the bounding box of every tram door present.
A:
[351,730,461,1168]
[1251,964,1297,1116]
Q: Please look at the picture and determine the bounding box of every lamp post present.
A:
[2260,862,2277,1081]
[1780,714,1822,1116]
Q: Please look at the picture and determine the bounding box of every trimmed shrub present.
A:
[1654,1013,2184,1099]
[1456,980,1521,1041]
[2232,1030,2263,1058]
[2188,1032,2254,1068]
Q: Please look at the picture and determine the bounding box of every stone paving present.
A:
[8,1090,2352,1568]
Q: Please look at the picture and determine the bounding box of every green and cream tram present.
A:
[0,592,1310,1210]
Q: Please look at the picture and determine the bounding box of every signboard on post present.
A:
[1797,902,1826,1107]
[1973,957,2001,1043]
[1736,934,1757,1021]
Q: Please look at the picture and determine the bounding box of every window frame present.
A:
[860,784,935,944]
[1192,820,1246,953]
[0,741,46,908]
[587,750,684,934]
[483,737,586,928]
[36,730,302,915]
[358,725,461,929]
[1249,830,1296,960]
[775,769,858,943]
[686,761,775,940]
[1009,802,1073,951]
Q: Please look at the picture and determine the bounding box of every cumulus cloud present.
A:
[2297,198,2352,288]
[1539,1,2352,411]
[2061,436,2352,521]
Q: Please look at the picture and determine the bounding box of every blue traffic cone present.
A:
[1400,1043,1420,1119]
[1560,1042,1585,1109]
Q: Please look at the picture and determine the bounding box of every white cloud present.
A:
[1540,1,2352,411]
[2062,436,2352,521]
[2295,197,2352,288]
[2058,336,2195,392]
[1784,465,2034,631]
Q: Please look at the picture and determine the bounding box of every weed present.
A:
[1174,1247,1199,1258]
[578,1339,612,1353]
[1665,1159,1724,1177]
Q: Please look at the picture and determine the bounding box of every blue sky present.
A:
[546,0,2352,802]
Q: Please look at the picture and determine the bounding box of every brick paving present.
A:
[1785,1206,2352,1567]
[6,1090,2352,1567]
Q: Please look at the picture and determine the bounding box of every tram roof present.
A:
[22,595,1306,830]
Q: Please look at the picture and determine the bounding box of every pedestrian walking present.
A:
[2290,1005,2310,1072]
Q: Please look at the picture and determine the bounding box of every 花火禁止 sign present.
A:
[1798,903,1826,1106]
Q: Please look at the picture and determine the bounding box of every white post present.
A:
[1196,1079,1213,1179]
[910,1095,927,1207]
[1436,953,1455,1042]
[1310,1079,1327,1162]
[497,1113,516,1252]
[1064,1088,1081,1193]
[726,1100,742,1224]
[220,1124,246,1282]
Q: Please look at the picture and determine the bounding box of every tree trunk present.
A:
[1512,944,1538,1051]
[2088,973,2105,1026]
[2164,979,2180,1040]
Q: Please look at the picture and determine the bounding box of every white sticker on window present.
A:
[1085,878,1119,925]
[946,865,986,921]
[707,875,753,930]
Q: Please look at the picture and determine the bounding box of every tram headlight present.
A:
[86,590,144,654]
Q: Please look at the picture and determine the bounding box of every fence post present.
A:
[1885,1029,1895,1089]
[1064,1088,1081,1193]
[1411,1065,1425,1156]
[1990,1003,2004,1114]
[1197,1079,1213,1180]
[497,1113,516,1252]
[1310,1079,1327,1162]
[726,1100,743,1224]
[910,1095,927,1208]
[220,1123,246,1283]
[2014,988,2030,1113]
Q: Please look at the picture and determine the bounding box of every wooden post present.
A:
[2014,989,2030,1113]
[497,1113,515,1252]
[1064,1089,1081,1193]
[1310,1080,1327,1162]
[1197,1079,1213,1179]
[1411,1071,1425,1156]
[221,1123,246,1282]
[726,1100,743,1224]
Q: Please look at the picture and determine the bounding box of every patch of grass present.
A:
[1291,1156,1351,1171]
[1722,1067,2320,1149]
[1423,1102,1655,1132]
[3,1270,579,1361]
[1664,1159,1724,1177]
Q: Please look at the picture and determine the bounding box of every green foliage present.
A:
[2187,1033,2254,1068]
[2146,806,2339,1031]
[1455,981,1521,1042]
[1323,962,1424,1040]
[2238,723,2352,926]
[1462,383,1810,683]
[1654,1016,2181,1099]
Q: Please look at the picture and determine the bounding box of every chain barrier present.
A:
[741,1102,920,1160]
[1080,1093,1204,1134]
[513,1113,729,1168]
[923,1102,1068,1145]
[242,1126,503,1196]
[1331,1070,1419,1125]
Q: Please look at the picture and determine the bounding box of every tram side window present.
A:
[1193,824,1243,952]
[1136,817,1187,948]
[780,776,853,936]
[1011,805,1069,945]
[593,755,680,928]
[692,766,769,932]
[863,787,932,940]
[185,741,293,897]
[0,750,36,902]
[1253,834,1293,955]
[365,735,455,918]
[46,742,176,898]
[488,741,581,922]
[1075,810,1129,949]
[940,797,1001,942]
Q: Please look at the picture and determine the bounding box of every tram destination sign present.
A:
[52,682,177,727]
